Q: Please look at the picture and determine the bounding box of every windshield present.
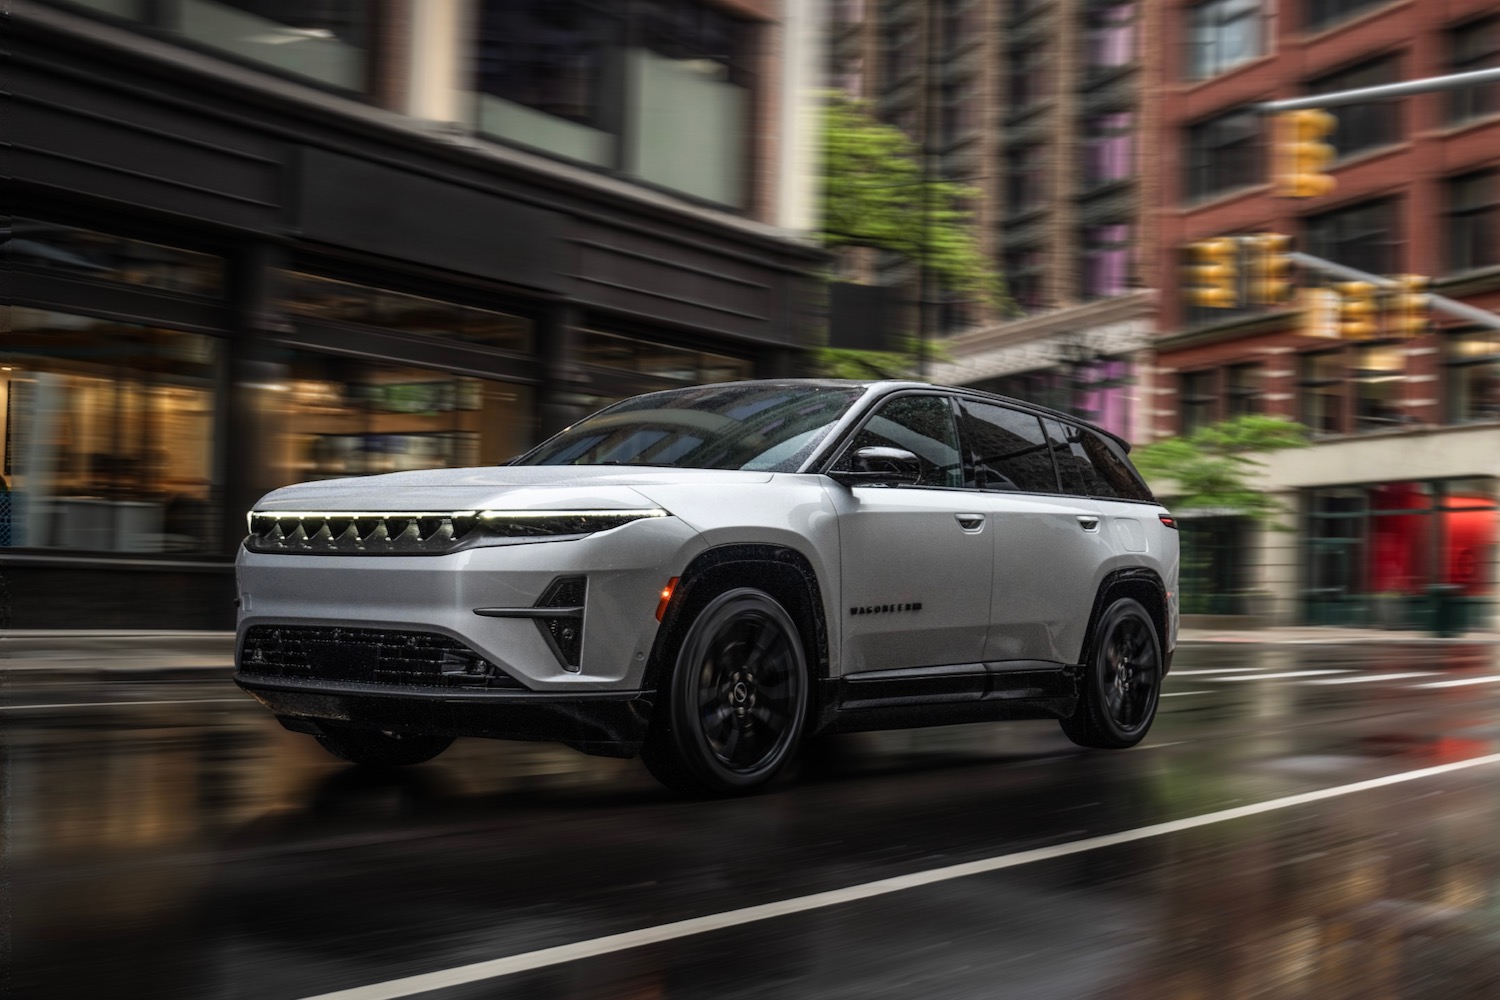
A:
[516,383,864,472]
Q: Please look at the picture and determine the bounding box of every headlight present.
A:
[244,508,669,554]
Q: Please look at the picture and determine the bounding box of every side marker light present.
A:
[655,577,679,622]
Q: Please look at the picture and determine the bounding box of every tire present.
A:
[1061,597,1162,750]
[642,587,811,796]
[314,725,453,767]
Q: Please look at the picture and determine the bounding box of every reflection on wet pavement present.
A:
[5,642,1500,999]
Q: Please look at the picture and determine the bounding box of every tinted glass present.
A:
[1043,421,1150,501]
[957,400,1058,492]
[836,394,963,488]
[1080,430,1154,501]
[518,384,861,472]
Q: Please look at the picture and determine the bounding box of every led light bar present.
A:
[243,508,669,555]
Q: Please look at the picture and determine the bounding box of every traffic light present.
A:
[1248,232,1294,305]
[1184,237,1240,309]
[1389,274,1430,338]
[1276,109,1337,199]
[1335,281,1377,339]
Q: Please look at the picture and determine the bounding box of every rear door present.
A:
[826,392,994,674]
[954,400,1105,665]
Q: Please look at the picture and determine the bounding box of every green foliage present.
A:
[812,335,953,381]
[816,93,1000,379]
[1133,416,1310,522]
[820,93,996,299]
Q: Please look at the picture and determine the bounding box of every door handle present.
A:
[955,513,986,533]
[1076,515,1101,532]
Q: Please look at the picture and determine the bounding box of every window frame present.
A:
[1186,0,1263,82]
[1448,170,1500,275]
[1185,107,1263,203]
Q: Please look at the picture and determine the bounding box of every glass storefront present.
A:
[6,219,224,296]
[280,274,533,354]
[1304,478,1497,629]
[262,352,535,483]
[574,329,755,411]
[2,310,222,552]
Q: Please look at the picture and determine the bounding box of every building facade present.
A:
[1155,0,1500,629]
[2,0,825,628]
[826,0,1162,443]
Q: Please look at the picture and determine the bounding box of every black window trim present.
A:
[809,384,1155,502]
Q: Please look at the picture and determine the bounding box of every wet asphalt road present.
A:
[6,641,1500,999]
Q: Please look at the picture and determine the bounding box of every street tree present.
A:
[817,93,1000,378]
[1132,415,1310,522]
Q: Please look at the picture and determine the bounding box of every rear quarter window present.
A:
[1044,420,1154,502]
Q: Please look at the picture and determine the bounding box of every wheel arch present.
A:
[1080,567,1170,673]
[643,543,831,697]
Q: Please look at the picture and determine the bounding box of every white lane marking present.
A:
[1415,675,1500,689]
[0,698,248,711]
[1210,670,1353,681]
[1304,672,1439,686]
[1162,691,1212,697]
[296,752,1500,1000]
[1170,668,1268,676]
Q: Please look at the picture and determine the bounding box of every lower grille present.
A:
[240,625,525,690]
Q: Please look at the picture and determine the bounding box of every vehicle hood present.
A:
[253,465,775,513]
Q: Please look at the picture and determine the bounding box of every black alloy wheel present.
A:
[314,725,454,767]
[1061,597,1162,749]
[642,587,810,795]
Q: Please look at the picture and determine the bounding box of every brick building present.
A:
[829,0,1161,443]
[1155,0,1500,629]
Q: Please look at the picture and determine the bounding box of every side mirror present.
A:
[827,446,923,487]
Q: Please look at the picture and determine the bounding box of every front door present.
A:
[826,393,993,674]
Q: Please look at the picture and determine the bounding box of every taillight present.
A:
[1159,514,1178,529]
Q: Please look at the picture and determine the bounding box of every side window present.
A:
[1081,430,1155,501]
[957,400,1059,492]
[836,394,963,487]
[1043,418,1086,495]
[1045,420,1153,501]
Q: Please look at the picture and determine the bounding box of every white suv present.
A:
[235,380,1179,794]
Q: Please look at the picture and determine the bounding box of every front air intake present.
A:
[533,576,587,670]
[239,625,526,690]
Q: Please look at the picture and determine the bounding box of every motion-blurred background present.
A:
[3,0,1498,636]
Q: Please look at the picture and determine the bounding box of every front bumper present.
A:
[236,673,654,757]
[235,514,702,691]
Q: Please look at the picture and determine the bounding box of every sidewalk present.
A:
[2,625,1498,674]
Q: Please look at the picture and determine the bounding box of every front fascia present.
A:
[236,513,705,691]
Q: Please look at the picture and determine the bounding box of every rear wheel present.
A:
[642,587,810,796]
[314,726,453,767]
[1061,597,1161,749]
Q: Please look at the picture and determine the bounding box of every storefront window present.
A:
[1305,479,1497,628]
[2,310,221,553]
[5,219,223,297]
[578,330,753,398]
[263,352,535,485]
[281,273,533,354]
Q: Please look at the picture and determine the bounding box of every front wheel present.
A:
[314,726,453,767]
[642,587,810,796]
[1061,597,1162,749]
